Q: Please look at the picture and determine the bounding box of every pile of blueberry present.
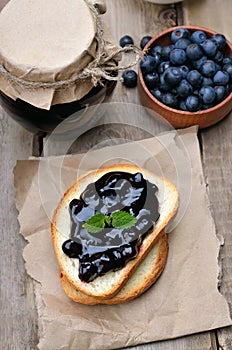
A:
[120,28,232,112]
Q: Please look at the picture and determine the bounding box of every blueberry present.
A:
[159,74,171,92]
[122,70,137,87]
[151,88,163,101]
[186,43,203,60]
[201,103,215,110]
[213,70,229,85]
[149,52,161,66]
[119,35,134,47]
[171,28,190,43]
[222,56,232,65]
[192,55,207,70]
[190,30,207,44]
[163,67,182,86]
[201,77,214,86]
[170,48,187,65]
[151,45,162,56]
[223,63,232,79]
[201,39,218,57]
[176,79,193,97]
[179,65,189,78]
[201,100,215,111]
[179,99,188,111]
[214,50,224,64]
[62,240,82,258]
[140,55,158,73]
[171,86,177,95]
[69,198,84,213]
[214,85,228,102]
[111,250,122,261]
[214,62,222,73]
[161,44,174,61]
[144,72,159,89]
[174,38,191,50]
[200,60,216,77]
[140,35,152,49]
[157,61,171,74]
[187,70,203,87]
[161,92,178,108]
[79,262,96,282]
[133,172,143,183]
[121,244,137,259]
[212,33,227,50]
[199,86,216,104]
[185,95,201,112]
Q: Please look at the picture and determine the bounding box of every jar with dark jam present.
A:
[62,171,160,283]
[0,80,116,133]
[0,0,119,133]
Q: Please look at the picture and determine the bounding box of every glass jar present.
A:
[0,0,119,134]
[0,80,116,133]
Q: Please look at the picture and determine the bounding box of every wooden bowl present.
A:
[138,25,232,129]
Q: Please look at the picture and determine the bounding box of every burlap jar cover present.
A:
[0,0,137,110]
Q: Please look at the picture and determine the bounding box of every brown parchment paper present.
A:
[14,126,232,350]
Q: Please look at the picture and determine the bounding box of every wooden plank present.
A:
[182,0,232,39]
[0,107,38,349]
[201,111,232,350]
[183,0,232,348]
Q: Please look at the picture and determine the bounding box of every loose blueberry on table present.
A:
[122,70,138,88]
[138,28,232,112]
[119,35,134,47]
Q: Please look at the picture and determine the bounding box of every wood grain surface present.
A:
[0,0,232,349]
[183,1,232,349]
[0,109,38,349]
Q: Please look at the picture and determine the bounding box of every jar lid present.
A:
[0,0,119,109]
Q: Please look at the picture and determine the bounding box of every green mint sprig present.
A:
[111,211,137,229]
[82,213,105,234]
[82,211,137,234]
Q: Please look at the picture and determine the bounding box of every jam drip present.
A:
[62,171,160,282]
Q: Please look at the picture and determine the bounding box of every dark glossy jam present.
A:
[0,79,117,134]
[62,171,160,282]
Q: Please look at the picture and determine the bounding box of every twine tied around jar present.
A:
[0,0,141,90]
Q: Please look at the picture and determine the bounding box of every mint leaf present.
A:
[105,215,111,227]
[112,211,137,229]
[82,211,137,233]
[83,213,105,233]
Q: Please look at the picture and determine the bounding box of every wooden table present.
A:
[1,1,232,349]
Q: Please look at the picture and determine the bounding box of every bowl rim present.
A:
[138,25,232,117]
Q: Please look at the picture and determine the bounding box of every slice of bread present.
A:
[60,232,168,305]
[51,164,178,299]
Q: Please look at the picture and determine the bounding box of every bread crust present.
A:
[60,232,168,305]
[51,164,178,299]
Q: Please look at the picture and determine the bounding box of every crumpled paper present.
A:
[14,126,232,350]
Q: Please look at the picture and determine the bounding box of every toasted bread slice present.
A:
[51,164,178,299]
[60,232,168,304]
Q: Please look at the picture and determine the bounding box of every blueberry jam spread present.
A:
[62,171,160,282]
